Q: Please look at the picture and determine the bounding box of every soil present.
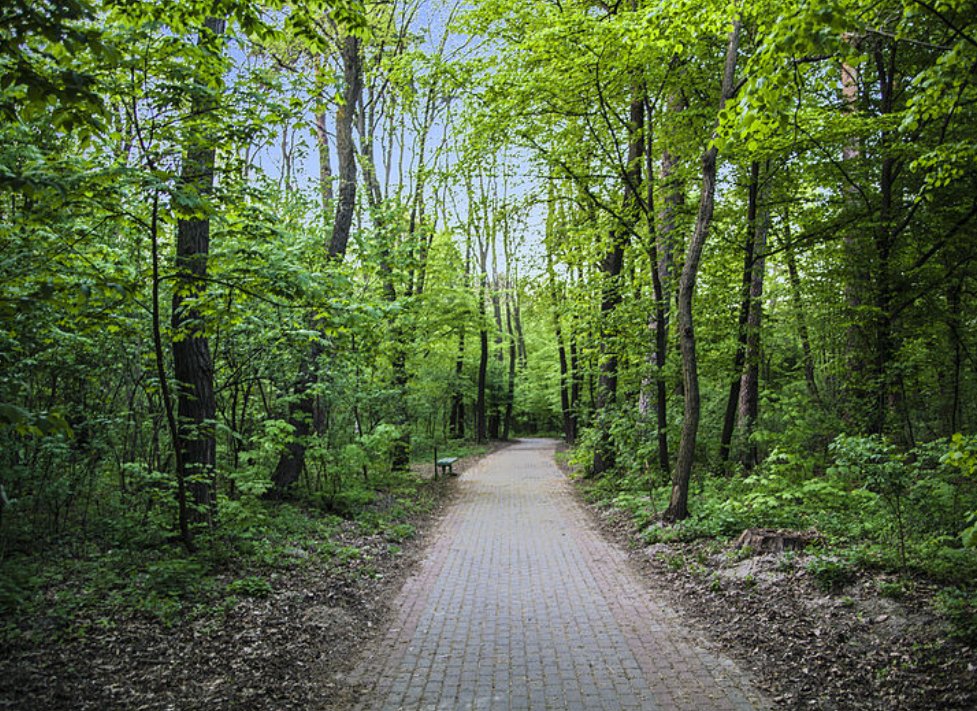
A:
[573,480,977,710]
[0,443,508,711]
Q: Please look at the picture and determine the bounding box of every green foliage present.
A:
[807,556,855,592]
[936,588,977,645]
[226,575,272,598]
[943,434,977,547]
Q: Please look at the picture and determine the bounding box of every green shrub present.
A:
[226,576,272,598]
[936,588,977,645]
[807,556,855,592]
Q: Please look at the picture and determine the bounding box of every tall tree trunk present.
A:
[476,273,489,443]
[270,35,361,496]
[872,44,896,437]
[946,278,963,434]
[719,161,759,465]
[555,310,573,445]
[665,19,741,521]
[151,192,193,552]
[513,298,528,367]
[171,16,225,528]
[450,327,466,439]
[783,210,821,404]
[738,162,769,470]
[638,92,670,474]
[503,294,516,440]
[593,88,644,476]
[569,324,580,446]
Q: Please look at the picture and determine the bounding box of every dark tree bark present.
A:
[171,16,225,529]
[783,210,821,404]
[719,161,759,465]
[450,327,466,439]
[513,298,528,367]
[639,90,674,474]
[556,312,573,445]
[502,293,516,440]
[738,163,769,470]
[665,20,741,522]
[568,319,581,446]
[593,88,644,476]
[476,272,489,443]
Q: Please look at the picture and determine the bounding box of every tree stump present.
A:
[734,528,824,556]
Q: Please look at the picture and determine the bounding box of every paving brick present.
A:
[350,440,769,711]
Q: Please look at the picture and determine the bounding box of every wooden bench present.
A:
[436,457,459,477]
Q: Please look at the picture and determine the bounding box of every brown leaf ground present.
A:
[576,484,977,710]
[0,444,508,711]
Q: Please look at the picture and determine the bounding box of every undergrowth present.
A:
[0,466,442,643]
[576,433,977,641]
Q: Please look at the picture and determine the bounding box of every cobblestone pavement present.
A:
[349,439,769,711]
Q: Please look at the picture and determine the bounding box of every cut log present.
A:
[734,528,824,556]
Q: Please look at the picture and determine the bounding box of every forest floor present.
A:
[5,441,974,710]
[567,466,977,709]
[0,443,508,711]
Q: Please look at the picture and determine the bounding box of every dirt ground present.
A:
[579,491,977,710]
[0,445,509,711]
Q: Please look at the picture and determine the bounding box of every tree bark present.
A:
[502,293,516,440]
[476,272,489,443]
[269,34,361,496]
[593,88,644,476]
[719,161,759,465]
[664,19,741,521]
[738,162,769,469]
[638,92,670,474]
[171,16,225,529]
[450,326,466,439]
[783,210,821,404]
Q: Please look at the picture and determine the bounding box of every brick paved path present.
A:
[349,439,768,711]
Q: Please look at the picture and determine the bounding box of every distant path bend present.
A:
[350,438,768,711]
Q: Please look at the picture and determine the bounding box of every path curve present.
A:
[349,439,769,710]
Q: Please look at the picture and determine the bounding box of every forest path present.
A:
[348,438,768,711]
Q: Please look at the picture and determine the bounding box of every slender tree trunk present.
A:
[638,92,670,474]
[738,163,769,469]
[665,19,741,521]
[872,45,897,437]
[513,298,528,367]
[783,210,821,404]
[569,326,580,445]
[503,294,516,440]
[593,88,644,476]
[947,278,963,434]
[450,327,466,439]
[476,273,489,443]
[555,311,573,445]
[719,161,759,465]
[171,16,225,528]
[315,108,334,210]
[270,35,361,496]
[151,192,194,552]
